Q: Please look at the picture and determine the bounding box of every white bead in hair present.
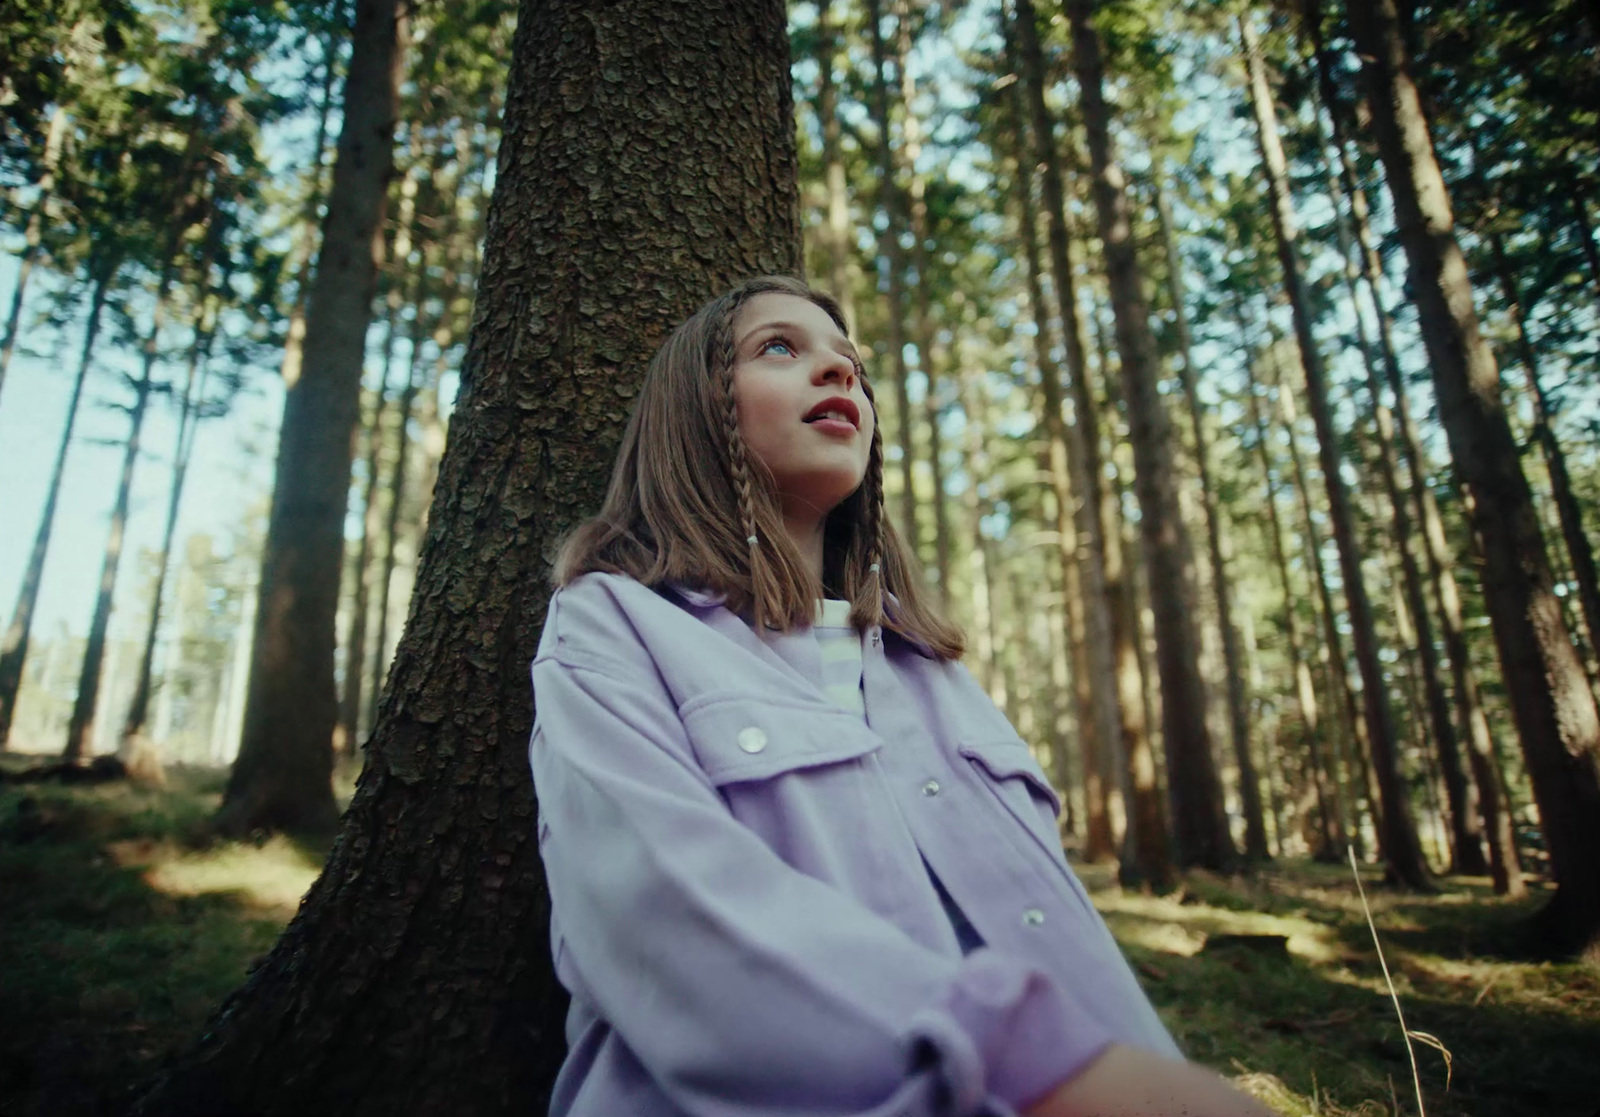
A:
[868,562,881,574]
[747,535,759,546]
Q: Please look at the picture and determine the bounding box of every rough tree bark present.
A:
[134,1,800,1110]
[1066,0,1233,871]
[1241,14,1430,888]
[216,0,407,837]
[1348,0,1600,955]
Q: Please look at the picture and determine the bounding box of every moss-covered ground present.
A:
[2,764,1595,1115]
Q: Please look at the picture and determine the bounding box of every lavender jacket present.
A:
[529,572,1180,1117]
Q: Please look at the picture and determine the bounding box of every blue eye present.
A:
[760,337,795,357]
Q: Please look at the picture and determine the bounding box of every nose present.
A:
[815,349,858,389]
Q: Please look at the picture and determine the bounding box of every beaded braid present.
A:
[714,293,775,630]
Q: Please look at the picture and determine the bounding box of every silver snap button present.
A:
[921,779,941,797]
[1022,908,1045,927]
[736,726,768,754]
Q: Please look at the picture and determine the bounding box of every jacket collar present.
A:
[661,580,934,658]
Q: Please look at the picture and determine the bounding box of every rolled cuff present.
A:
[904,951,1116,1115]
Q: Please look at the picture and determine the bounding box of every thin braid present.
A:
[716,295,771,629]
[862,420,886,628]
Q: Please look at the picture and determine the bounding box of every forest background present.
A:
[1,0,1599,1114]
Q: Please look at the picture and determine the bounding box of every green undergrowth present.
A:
[2,766,1597,1116]
[0,762,320,1117]
[1079,861,1600,1115]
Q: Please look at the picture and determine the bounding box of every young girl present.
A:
[528,275,1273,1117]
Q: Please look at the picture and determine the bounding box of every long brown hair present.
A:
[552,274,964,659]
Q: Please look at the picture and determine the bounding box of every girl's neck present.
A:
[780,507,826,583]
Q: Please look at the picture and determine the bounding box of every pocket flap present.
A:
[957,734,1062,818]
[680,692,882,786]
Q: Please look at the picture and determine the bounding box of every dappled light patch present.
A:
[105,835,320,918]
[1092,882,1346,963]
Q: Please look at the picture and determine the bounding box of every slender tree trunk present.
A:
[279,2,347,390]
[814,0,856,335]
[120,291,219,752]
[895,3,950,604]
[1238,308,1341,856]
[1299,0,1520,889]
[1066,0,1232,871]
[1489,229,1600,671]
[1003,1,1116,863]
[1242,14,1429,888]
[340,165,419,751]
[1270,337,1367,856]
[1012,0,1169,884]
[1348,0,1600,954]
[367,282,427,717]
[0,104,68,405]
[137,2,801,1109]
[218,0,408,838]
[865,0,919,553]
[0,264,114,747]
[64,288,171,762]
[1154,179,1266,860]
[340,304,398,751]
[1307,94,1487,877]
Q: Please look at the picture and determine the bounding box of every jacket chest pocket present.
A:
[678,691,883,786]
[957,734,1065,862]
[676,694,888,848]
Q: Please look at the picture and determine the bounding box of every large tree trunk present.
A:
[1241,14,1430,888]
[1348,0,1600,955]
[1066,0,1232,871]
[0,264,114,748]
[865,0,919,553]
[217,0,407,837]
[1153,179,1266,861]
[134,1,800,1110]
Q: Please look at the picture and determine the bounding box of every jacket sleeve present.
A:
[529,631,1117,1117]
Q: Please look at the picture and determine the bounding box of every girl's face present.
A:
[731,293,875,525]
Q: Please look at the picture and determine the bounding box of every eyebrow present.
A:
[739,320,861,363]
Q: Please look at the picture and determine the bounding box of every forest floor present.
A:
[1,762,1597,1117]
